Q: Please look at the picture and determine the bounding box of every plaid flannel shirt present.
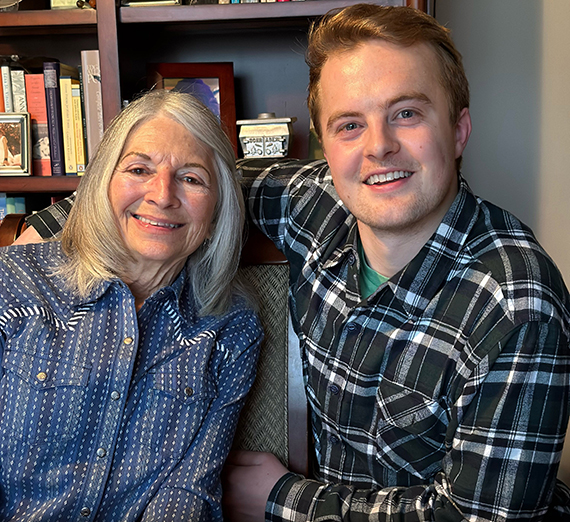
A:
[240,158,570,522]
[26,159,570,521]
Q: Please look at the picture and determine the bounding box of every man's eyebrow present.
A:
[325,92,433,133]
[386,92,432,108]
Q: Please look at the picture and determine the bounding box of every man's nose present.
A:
[364,120,400,159]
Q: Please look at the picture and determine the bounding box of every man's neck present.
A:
[357,220,440,278]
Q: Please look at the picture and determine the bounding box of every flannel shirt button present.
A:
[347,253,356,265]
[346,322,358,332]
[329,435,340,444]
[329,384,340,395]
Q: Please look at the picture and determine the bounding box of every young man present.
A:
[17,5,570,522]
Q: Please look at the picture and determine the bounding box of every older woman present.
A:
[0,90,262,521]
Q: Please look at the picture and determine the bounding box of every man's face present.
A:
[319,40,471,242]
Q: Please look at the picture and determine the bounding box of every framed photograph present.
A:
[147,62,237,155]
[0,113,31,176]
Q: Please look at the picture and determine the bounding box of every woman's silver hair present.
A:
[58,89,246,316]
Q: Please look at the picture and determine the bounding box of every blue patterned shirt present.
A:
[0,241,262,521]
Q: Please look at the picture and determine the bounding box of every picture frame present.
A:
[0,113,31,176]
[147,62,237,155]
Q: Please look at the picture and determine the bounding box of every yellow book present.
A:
[71,80,86,175]
[59,76,77,175]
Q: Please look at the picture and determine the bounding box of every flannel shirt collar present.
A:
[318,177,480,319]
[389,176,480,318]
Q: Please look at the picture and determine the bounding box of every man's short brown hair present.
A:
[306,4,470,139]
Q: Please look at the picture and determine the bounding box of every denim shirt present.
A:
[0,241,262,521]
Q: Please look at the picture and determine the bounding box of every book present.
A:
[0,78,4,112]
[0,193,6,220]
[10,69,27,112]
[44,61,78,176]
[59,75,77,175]
[24,73,52,176]
[80,50,104,162]
[1,64,13,112]
[71,80,86,174]
[9,196,26,214]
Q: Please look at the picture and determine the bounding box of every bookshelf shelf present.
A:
[0,177,81,193]
[120,0,398,24]
[0,8,96,29]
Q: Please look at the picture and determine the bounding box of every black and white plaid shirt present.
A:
[27,159,570,521]
[241,159,570,522]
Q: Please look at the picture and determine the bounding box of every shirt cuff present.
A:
[265,472,325,522]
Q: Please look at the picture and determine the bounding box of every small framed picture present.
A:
[147,62,237,155]
[0,113,31,176]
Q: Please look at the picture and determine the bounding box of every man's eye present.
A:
[398,109,415,119]
[340,122,359,132]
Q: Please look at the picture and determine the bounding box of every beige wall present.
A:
[436,0,570,283]
[437,0,570,483]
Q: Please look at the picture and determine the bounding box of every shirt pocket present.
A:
[0,350,91,445]
[375,379,448,480]
[138,366,218,462]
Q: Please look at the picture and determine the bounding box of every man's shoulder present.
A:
[464,198,569,315]
[238,158,330,182]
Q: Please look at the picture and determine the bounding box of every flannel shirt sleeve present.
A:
[266,320,570,522]
[25,192,76,239]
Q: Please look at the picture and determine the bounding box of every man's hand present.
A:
[222,450,289,522]
[12,226,44,245]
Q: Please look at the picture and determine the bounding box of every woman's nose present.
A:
[145,170,179,207]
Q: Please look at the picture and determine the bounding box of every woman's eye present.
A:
[128,167,147,175]
[183,175,203,185]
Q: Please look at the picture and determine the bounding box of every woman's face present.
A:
[109,116,218,273]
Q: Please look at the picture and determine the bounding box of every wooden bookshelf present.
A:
[0,0,428,201]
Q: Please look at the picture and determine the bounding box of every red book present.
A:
[24,74,52,176]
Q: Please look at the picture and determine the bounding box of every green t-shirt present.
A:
[358,241,389,299]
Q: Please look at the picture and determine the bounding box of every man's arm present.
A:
[20,192,76,242]
[222,320,570,522]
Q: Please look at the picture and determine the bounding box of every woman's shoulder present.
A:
[0,241,63,277]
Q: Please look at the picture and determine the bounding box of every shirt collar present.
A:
[317,177,480,317]
[388,176,480,318]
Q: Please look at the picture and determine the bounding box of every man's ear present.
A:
[454,107,472,159]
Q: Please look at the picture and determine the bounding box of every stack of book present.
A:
[0,50,104,177]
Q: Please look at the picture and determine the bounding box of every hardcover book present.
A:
[10,69,27,112]
[71,80,86,174]
[1,64,13,112]
[59,75,77,175]
[80,50,104,162]
[24,73,52,176]
[44,61,78,176]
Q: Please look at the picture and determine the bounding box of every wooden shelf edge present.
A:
[120,0,405,24]
[0,8,96,28]
[0,176,81,193]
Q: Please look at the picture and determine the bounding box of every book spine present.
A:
[71,80,86,174]
[0,193,6,220]
[24,73,52,176]
[10,70,27,112]
[44,62,65,176]
[1,65,14,112]
[6,197,16,215]
[59,76,77,175]
[80,50,104,162]
[0,77,4,112]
